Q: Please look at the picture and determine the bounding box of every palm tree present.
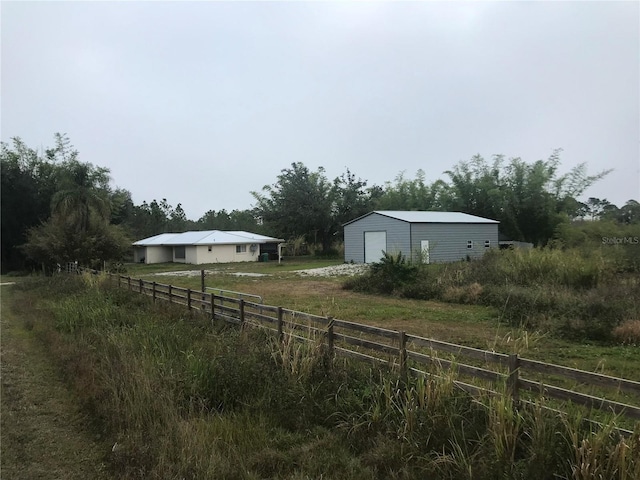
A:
[51,160,111,232]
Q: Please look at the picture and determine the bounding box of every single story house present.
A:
[133,230,285,264]
[343,211,499,264]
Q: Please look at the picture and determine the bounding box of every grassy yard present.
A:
[121,259,640,382]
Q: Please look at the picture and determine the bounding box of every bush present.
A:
[347,252,421,295]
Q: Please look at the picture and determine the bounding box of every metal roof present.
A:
[132,233,178,246]
[133,230,284,246]
[344,211,499,226]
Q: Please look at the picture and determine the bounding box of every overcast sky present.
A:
[2,1,639,220]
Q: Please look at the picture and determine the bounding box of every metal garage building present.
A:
[343,211,499,264]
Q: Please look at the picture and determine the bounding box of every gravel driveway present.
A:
[151,263,369,278]
[292,263,369,277]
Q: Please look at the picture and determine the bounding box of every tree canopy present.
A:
[441,151,611,245]
[1,133,629,271]
[1,135,132,271]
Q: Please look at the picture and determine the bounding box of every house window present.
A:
[485,240,491,248]
[467,240,473,249]
[236,245,247,253]
[174,246,186,259]
[208,246,212,252]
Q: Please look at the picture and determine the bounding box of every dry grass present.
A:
[612,320,640,346]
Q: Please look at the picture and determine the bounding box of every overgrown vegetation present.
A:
[345,236,640,343]
[9,275,639,479]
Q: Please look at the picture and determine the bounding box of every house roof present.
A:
[133,230,284,247]
[344,211,499,226]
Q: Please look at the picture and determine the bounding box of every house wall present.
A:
[139,244,261,264]
[184,246,198,264]
[344,213,410,263]
[146,246,173,264]
[409,223,499,263]
[193,244,259,264]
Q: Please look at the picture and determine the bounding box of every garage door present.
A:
[364,231,387,263]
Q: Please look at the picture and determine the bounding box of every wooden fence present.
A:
[112,273,640,432]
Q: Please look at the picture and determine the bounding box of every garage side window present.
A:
[174,246,186,259]
[236,245,247,253]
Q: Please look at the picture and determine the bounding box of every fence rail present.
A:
[110,273,640,430]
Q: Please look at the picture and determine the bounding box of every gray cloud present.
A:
[2,1,638,220]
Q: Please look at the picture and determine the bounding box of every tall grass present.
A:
[12,276,639,479]
[344,246,640,342]
[468,247,610,289]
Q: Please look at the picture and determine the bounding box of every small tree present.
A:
[22,217,130,271]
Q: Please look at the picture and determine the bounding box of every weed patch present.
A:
[346,247,640,343]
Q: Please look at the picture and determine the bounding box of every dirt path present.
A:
[1,284,112,480]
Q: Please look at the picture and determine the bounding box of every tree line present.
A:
[2,134,638,272]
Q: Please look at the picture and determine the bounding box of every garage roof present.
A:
[344,211,499,225]
[133,230,284,246]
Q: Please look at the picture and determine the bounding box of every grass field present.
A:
[3,273,638,479]
[121,259,640,381]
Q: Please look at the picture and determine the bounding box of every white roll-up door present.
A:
[364,231,387,263]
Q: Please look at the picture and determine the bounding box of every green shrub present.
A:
[346,252,421,295]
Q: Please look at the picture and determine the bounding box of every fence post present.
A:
[128,276,131,291]
[277,307,283,341]
[187,289,192,310]
[168,285,172,304]
[200,269,206,311]
[152,282,156,303]
[118,275,121,288]
[139,278,143,294]
[327,317,334,357]
[508,353,520,404]
[211,293,216,321]
[239,299,245,327]
[399,331,408,385]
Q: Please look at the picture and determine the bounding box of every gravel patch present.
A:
[293,263,369,277]
[230,272,270,277]
[152,270,271,278]
[151,270,220,277]
[149,264,368,278]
